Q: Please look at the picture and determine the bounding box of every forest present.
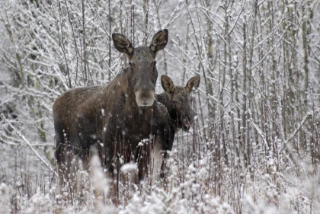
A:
[0,0,320,213]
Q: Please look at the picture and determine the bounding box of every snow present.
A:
[120,163,138,173]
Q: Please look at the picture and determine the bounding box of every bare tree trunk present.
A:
[203,0,215,142]
[151,0,168,75]
[267,1,277,160]
[246,0,258,173]
[143,0,149,45]
[222,1,230,166]
[241,22,248,168]
[182,17,189,84]
[302,2,311,107]
[82,0,88,84]
[301,1,312,153]
[108,0,112,81]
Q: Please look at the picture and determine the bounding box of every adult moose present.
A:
[151,75,200,183]
[53,29,172,192]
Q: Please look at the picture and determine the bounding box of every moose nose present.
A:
[136,98,154,106]
[186,115,191,123]
[135,89,155,106]
[182,116,191,131]
[142,101,150,106]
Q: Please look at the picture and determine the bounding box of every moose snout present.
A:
[182,115,193,131]
[133,68,157,106]
[134,87,155,106]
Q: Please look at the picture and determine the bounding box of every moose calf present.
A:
[151,75,200,183]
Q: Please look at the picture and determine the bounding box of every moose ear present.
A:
[186,76,200,92]
[161,75,175,95]
[150,29,168,55]
[112,33,133,57]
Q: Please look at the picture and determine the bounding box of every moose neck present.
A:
[155,93,169,107]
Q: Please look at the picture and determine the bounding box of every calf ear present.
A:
[112,33,133,58]
[150,29,168,55]
[161,75,175,95]
[186,76,200,92]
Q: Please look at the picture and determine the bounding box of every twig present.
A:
[1,114,57,177]
[280,112,312,154]
[250,118,270,151]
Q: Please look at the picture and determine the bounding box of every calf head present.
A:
[112,30,168,106]
[161,75,200,131]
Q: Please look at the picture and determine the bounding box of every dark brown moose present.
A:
[151,75,200,183]
[53,29,173,192]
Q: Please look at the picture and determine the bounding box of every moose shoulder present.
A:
[53,29,172,190]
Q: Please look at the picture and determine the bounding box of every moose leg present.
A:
[151,112,174,186]
[135,138,151,182]
[54,133,73,194]
[151,138,165,186]
[97,136,119,201]
[155,128,173,186]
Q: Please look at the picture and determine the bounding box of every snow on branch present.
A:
[279,112,313,154]
[0,113,57,177]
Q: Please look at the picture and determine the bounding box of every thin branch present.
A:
[280,112,313,154]
[1,114,57,177]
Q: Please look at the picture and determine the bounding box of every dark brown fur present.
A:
[53,30,172,191]
[151,75,200,181]
[157,75,200,136]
